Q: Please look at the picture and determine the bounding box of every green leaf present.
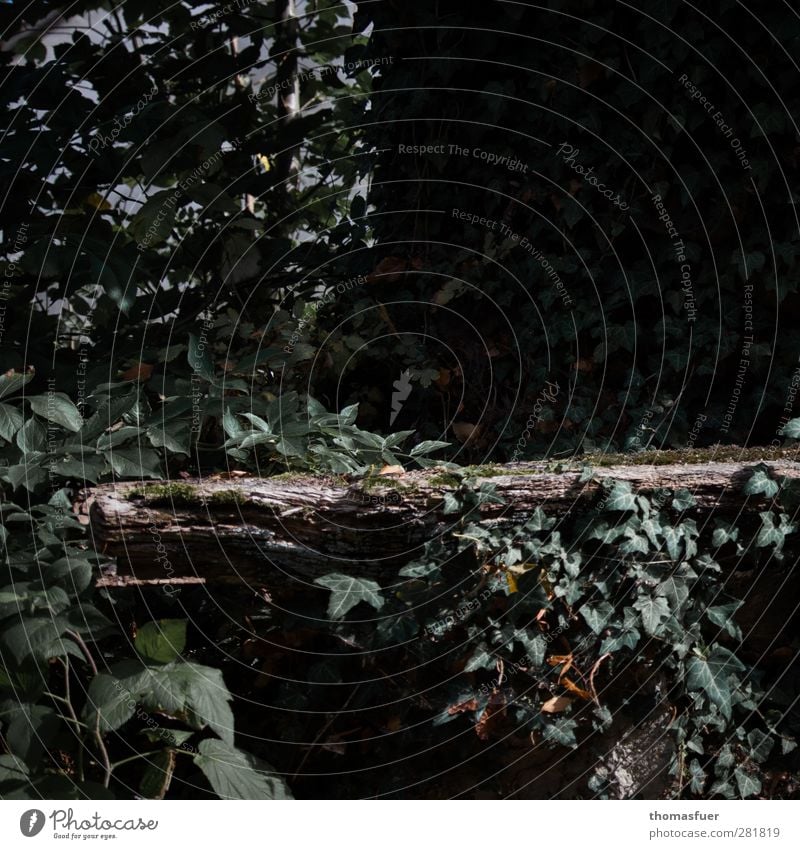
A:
[542,716,578,748]
[138,666,187,714]
[0,370,33,401]
[743,467,779,499]
[139,749,176,799]
[747,728,773,764]
[409,440,450,456]
[195,739,293,799]
[602,480,637,510]
[464,646,495,672]
[513,631,546,666]
[147,423,190,455]
[656,576,690,611]
[634,595,670,635]
[135,619,187,664]
[0,616,69,663]
[755,511,796,551]
[3,703,61,761]
[712,521,739,547]
[441,492,461,514]
[581,601,614,634]
[734,767,761,798]
[672,488,696,510]
[661,525,682,560]
[15,418,46,453]
[222,408,243,438]
[80,393,138,441]
[313,573,385,619]
[0,753,28,788]
[705,602,743,639]
[106,446,162,478]
[28,393,83,432]
[188,333,215,383]
[780,417,800,438]
[131,191,177,246]
[181,662,234,745]
[83,673,137,733]
[524,506,556,532]
[688,759,706,794]
[0,402,23,441]
[685,647,744,719]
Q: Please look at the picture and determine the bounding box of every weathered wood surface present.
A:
[89,458,800,587]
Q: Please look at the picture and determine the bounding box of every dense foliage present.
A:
[0,1,798,799]
[344,0,800,455]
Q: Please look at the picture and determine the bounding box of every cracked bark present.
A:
[88,459,800,587]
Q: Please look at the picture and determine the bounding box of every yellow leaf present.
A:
[541,695,572,714]
[256,154,271,172]
[506,572,518,594]
[84,192,111,210]
[561,676,593,701]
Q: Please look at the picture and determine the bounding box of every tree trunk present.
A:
[89,458,800,587]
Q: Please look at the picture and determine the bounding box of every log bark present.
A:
[89,458,800,587]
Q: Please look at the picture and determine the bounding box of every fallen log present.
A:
[89,455,800,587]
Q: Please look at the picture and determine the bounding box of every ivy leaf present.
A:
[688,759,706,794]
[464,646,495,672]
[620,527,650,555]
[746,728,774,764]
[542,716,578,748]
[779,417,800,438]
[657,576,690,611]
[600,626,640,653]
[712,521,739,547]
[441,492,461,514]
[195,739,292,799]
[313,573,385,619]
[733,767,761,798]
[661,526,682,560]
[398,560,440,578]
[513,631,546,666]
[135,619,187,664]
[705,602,743,639]
[634,595,670,635]
[581,601,615,634]
[743,467,779,499]
[602,480,637,511]
[686,647,745,719]
[672,488,696,510]
[755,512,796,551]
[524,507,556,532]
